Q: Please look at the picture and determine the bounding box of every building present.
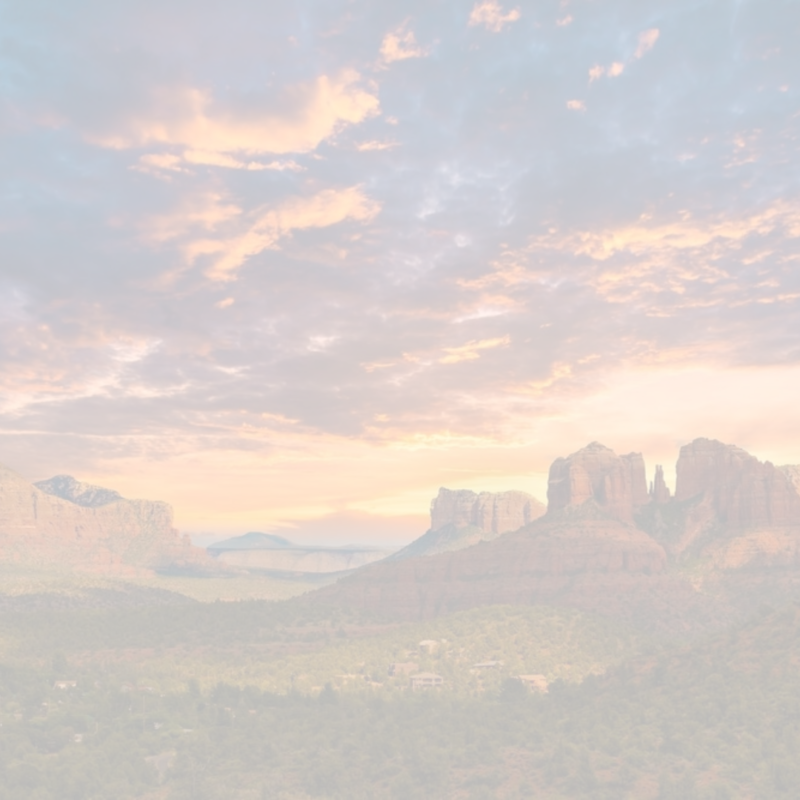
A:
[411,672,444,689]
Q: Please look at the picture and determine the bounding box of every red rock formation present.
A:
[308,440,800,628]
[780,465,800,495]
[312,446,669,621]
[650,465,671,504]
[675,439,800,528]
[395,488,547,559]
[0,464,214,574]
[547,443,648,522]
[430,488,545,536]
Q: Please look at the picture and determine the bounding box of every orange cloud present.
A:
[588,29,658,84]
[468,1,521,32]
[380,25,429,63]
[143,192,241,246]
[182,150,303,171]
[473,201,800,309]
[439,336,510,364]
[635,28,660,59]
[202,186,381,281]
[91,70,379,157]
[355,140,400,152]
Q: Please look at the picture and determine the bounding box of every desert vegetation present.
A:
[1,601,800,799]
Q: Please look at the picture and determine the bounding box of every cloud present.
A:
[90,70,379,157]
[182,151,303,171]
[142,192,242,245]
[439,336,510,364]
[355,140,399,152]
[589,29,658,83]
[2,0,800,536]
[473,202,800,312]
[380,25,429,63]
[588,66,605,82]
[135,153,188,174]
[201,186,381,281]
[635,28,660,59]
[468,1,521,33]
[589,61,625,81]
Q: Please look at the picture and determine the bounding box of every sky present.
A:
[1,0,799,544]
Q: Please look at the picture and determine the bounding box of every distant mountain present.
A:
[207,531,395,574]
[208,532,295,551]
[0,465,216,575]
[390,488,545,560]
[308,439,800,633]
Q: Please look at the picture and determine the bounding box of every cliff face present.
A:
[650,465,671,504]
[429,488,545,535]
[547,442,648,523]
[0,466,212,574]
[675,439,800,528]
[650,439,800,568]
[309,439,800,626]
[781,466,800,494]
[318,443,668,620]
[392,488,546,560]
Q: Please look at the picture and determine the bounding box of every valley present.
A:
[1,436,800,798]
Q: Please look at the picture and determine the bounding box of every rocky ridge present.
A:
[35,475,123,508]
[0,466,214,574]
[310,439,800,630]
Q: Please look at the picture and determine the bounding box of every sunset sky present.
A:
[1,0,798,544]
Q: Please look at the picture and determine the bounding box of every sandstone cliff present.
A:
[391,488,545,559]
[650,465,671,504]
[0,465,213,574]
[313,444,669,623]
[779,465,800,494]
[547,442,648,523]
[308,439,800,628]
[639,439,800,568]
[429,488,545,535]
[675,439,800,527]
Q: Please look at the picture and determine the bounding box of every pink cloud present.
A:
[89,71,379,157]
[635,28,660,59]
[380,25,429,63]
[468,1,521,33]
[202,186,381,281]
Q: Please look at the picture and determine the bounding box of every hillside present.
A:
[307,439,800,634]
[1,599,800,798]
